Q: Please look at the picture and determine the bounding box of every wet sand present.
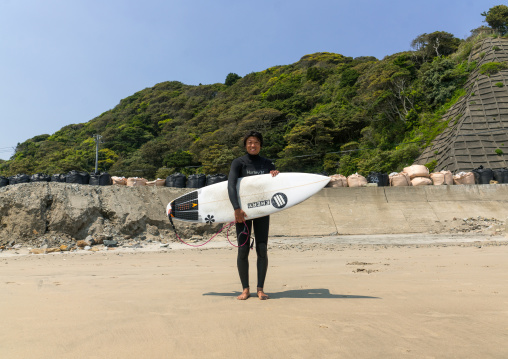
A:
[1,235,508,358]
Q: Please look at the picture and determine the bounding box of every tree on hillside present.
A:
[277,115,338,172]
[225,73,241,86]
[200,144,235,174]
[469,25,495,39]
[411,31,461,61]
[482,5,508,35]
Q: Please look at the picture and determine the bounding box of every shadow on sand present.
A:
[203,288,379,299]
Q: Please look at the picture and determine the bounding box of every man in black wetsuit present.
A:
[228,130,279,300]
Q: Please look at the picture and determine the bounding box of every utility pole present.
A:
[92,134,102,174]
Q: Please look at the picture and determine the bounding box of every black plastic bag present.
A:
[493,168,508,184]
[66,170,90,184]
[472,166,493,184]
[31,173,51,182]
[164,173,187,188]
[0,176,9,187]
[187,174,206,188]
[89,172,112,186]
[206,174,227,186]
[172,173,187,188]
[9,174,30,185]
[51,174,67,182]
[165,175,175,187]
[367,172,389,187]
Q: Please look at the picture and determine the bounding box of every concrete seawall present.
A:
[270,185,508,236]
[1,183,507,244]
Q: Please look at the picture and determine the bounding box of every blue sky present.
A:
[0,0,502,160]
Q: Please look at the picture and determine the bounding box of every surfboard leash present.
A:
[227,223,254,249]
[167,214,251,248]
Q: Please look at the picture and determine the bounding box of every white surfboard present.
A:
[166,173,330,224]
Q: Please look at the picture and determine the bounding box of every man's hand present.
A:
[234,208,248,223]
[270,170,280,177]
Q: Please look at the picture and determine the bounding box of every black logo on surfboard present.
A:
[248,200,270,209]
[205,215,215,224]
[271,193,288,209]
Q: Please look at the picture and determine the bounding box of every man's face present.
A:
[245,136,261,155]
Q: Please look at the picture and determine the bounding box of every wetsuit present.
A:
[228,154,276,289]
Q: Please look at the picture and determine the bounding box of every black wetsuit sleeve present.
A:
[228,158,242,210]
[268,159,276,172]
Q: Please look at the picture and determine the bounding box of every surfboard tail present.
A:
[166,201,174,218]
[166,191,200,222]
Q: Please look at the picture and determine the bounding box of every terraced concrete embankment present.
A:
[270,185,508,236]
[416,37,508,171]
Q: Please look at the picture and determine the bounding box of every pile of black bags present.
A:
[0,171,113,186]
[469,166,508,184]
[164,173,228,188]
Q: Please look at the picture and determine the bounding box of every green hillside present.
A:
[1,21,505,179]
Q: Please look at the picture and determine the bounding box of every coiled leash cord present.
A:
[168,215,251,248]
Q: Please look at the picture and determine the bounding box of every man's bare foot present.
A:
[257,287,269,300]
[237,288,250,300]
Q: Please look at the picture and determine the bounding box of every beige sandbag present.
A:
[146,178,165,186]
[403,165,430,179]
[430,172,445,185]
[430,170,453,185]
[347,173,367,187]
[453,172,475,185]
[126,177,147,187]
[411,176,433,186]
[327,174,348,187]
[111,176,127,185]
[389,172,411,186]
[442,170,453,185]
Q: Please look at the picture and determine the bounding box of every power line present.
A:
[92,134,103,174]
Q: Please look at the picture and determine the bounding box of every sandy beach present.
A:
[1,234,508,359]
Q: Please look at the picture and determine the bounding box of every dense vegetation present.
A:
[482,5,508,35]
[1,7,507,179]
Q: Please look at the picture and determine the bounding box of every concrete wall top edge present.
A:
[321,184,508,203]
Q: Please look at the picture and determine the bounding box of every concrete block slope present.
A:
[415,37,508,172]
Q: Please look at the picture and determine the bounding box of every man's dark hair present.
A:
[243,130,263,147]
